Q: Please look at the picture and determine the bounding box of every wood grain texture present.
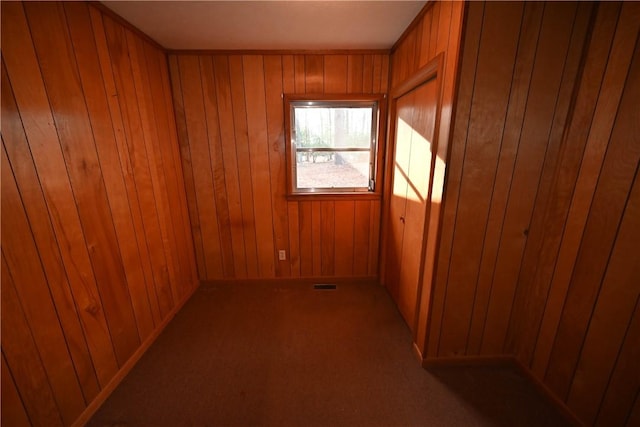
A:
[1,2,197,425]
[508,2,640,426]
[170,52,389,280]
[2,353,31,427]
[383,0,465,356]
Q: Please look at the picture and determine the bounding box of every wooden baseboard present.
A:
[511,358,585,427]
[72,281,200,427]
[422,354,514,368]
[202,276,380,287]
[420,354,584,427]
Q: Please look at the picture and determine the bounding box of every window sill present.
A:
[286,192,381,202]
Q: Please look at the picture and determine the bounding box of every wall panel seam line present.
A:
[525,1,601,369]
[565,162,640,404]
[4,135,92,405]
[1,350,34,426]
[163,52,198,282]
[218,55,251,276]
[3,72,100,400]
[64,4,143,345]
[127,32,177,316]
[201,55,230,278]
[436,0,485,357]
[596,281,640,424]
[1,251,67,424]
[542,17,629,382]
[176,57,208,278]
[86,4,159,331]
[101,14,165,317]
[21,2,120,367]
[146,45,182,303]
[468,2,531,355]
[235,55,254,277]
[623,386,640,426]
[496,1,546,355]
[501,1,575,355]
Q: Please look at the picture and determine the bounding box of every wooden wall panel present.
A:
[401,1,593,361]
[384,0,466,355]
[392,2,639,425]
[170,52,389,280]
[507,3,640,424]
[1,2,198,425]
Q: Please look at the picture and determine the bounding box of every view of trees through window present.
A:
[294,106,373,189]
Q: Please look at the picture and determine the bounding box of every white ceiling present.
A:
[101,1,427,50]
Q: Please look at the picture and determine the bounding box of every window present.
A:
[285,95,383,197]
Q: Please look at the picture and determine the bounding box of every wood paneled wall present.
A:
[507,3,640,425]
[420,1,594,359]
[384,0,465,354]
[1,2,198,426]
[168,52,389,280]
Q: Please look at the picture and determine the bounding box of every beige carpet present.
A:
[88,280,568,426]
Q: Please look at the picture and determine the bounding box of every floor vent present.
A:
[314,284,337,290]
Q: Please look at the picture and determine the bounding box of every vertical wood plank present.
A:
[567,171,640,424]
[505,0,594,362]
[66,3,157,343]
[282,55,295,94]
[2,353,31,427]
[368,200,381,277]
[324,55,348,93]
[481,2,578,355]
[312,202,323,276]
[353,201,371,276]
[321,201,336,276]
[144,42,195,299]
[264,55,291,277]
[294,55,306,93]
[1,65,99,403]
[177,55,226,278]
[103,14,174,321]
[334,201,355,276]
[362,55,374,93]
[198,56,237,279]
[288,202,301,277]
[305,55,324,93]
[91,8,163,324]
[545,34,640,399]
[226,55,260,277]
[299,201,314,277]
[438,1,524,356]
[530,2,623,378]
[2,147,86,424]
[244,55,277,277]
[372,55,383,93]
[2,2,120,386]
[126,30,182,308]
[1,254,64,427]
[419,7,434,68]
[428,1,441,60]
[211,55,245,277]
[168,55,208,280]
[595,299,640,427]
[25,0,140,366]
[347,55,364,93]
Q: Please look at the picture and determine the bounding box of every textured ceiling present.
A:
[101,1,427,50]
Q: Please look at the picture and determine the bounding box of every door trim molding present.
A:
[379,53,445,344]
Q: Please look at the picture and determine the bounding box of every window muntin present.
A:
[288,98,379,195]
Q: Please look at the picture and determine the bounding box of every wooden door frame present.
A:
[379,53,445,343]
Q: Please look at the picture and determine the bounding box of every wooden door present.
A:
[385,73,440,332]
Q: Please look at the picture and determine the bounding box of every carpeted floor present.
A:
[88,281,569,426]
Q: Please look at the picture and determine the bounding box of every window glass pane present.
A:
[294,107,372,149]
[296,151,370,189]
